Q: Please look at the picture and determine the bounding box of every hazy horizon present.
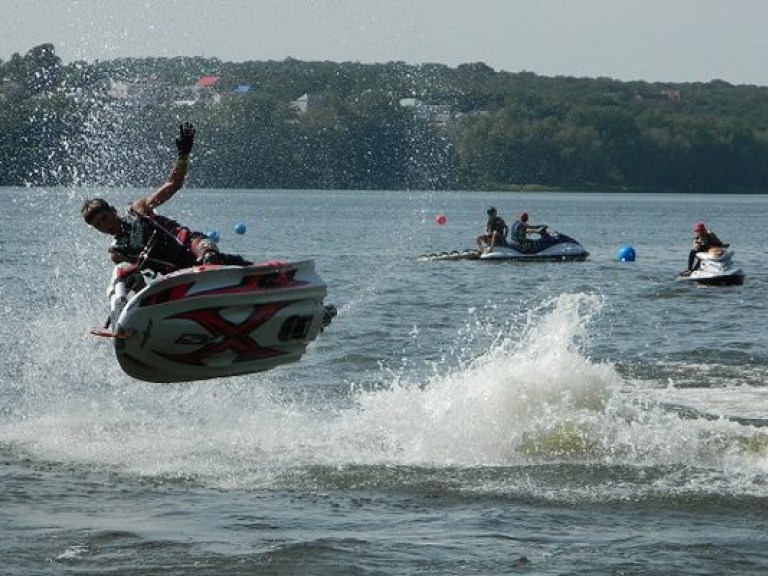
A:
[4,0,768,87]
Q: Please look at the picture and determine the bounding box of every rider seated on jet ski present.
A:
[81,122,251,277]
[681,221,727,275]
[510,212,548,253]
[476,206,509,253]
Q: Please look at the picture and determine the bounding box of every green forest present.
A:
[2,43,768,192]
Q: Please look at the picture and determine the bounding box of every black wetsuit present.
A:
[111,213,198,274]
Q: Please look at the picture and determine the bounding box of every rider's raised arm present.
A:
[132,123,195,215]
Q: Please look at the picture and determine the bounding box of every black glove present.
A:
[175,122,195,155]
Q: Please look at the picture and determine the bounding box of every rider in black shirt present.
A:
[476,207,508,254]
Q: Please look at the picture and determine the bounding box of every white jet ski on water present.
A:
[480,229,589,261]
[677,247,745,286]
[91,259,336,383]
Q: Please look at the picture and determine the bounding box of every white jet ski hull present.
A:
[110,260,330,383]
[677,268,745,286]
[677,249,745,286]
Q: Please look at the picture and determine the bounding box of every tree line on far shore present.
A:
[2,44,768,192]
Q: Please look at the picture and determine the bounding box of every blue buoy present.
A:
[206,229,220,242]
[617,245,636,262]
[234,222,247,235]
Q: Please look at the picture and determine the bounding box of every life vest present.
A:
[511,220,528,243]
[111,212,197,273]
[694,231,724,252]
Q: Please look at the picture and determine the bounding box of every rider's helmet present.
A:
[486,206,497,215]
[518,212,529,223]
[693,222,706,234]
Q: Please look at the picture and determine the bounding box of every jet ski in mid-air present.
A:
[91,260,336,383]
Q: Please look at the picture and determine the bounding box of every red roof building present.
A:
[196,75,219,87]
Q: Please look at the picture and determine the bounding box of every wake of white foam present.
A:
[3,291,768,496]
[327,293,616,465]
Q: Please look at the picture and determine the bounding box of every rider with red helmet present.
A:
[683,221,725,275]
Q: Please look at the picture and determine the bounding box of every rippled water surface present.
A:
[2,188,768,574]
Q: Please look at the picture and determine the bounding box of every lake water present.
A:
[2,187,768,575]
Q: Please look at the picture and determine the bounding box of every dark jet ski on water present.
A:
[479,229,589,261]
[419,229,589,262]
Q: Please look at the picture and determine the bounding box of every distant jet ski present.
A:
[479,230,589,261]
[419,230,588,262]
[677,247,745,286]
[91,260,335,383]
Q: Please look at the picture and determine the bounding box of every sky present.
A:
[3,0,768,86]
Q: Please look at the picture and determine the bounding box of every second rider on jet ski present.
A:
[510,212,548,253]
